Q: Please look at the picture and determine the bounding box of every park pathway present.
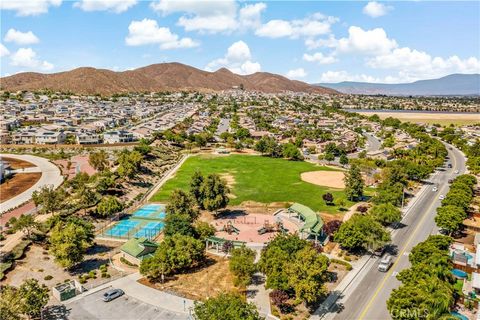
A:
[1,154,63,213]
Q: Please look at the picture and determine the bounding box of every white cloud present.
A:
[303,52,336,64]
[256,13,338,39]
[0,43,10,57]
[238,2,266,30]
[206,40,261,75]
[74,0,137,13]
[10,48,54,71]
[363,2,392,18]
[151,0,245,33]
[0,0,62,16]
[337,26,397,55]
[286,68,307,79]
[367,47,480,81]
[125,18,199,49]
[319,71,382,83]
[4,29,39,45]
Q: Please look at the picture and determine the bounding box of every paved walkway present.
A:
[0,212,53,252]
[247,273,272,318]
[1,154,63,213]
[146,154,189,201]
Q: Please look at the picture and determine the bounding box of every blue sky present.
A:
[1,0,479,83]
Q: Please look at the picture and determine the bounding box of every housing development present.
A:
[1,1,480,320]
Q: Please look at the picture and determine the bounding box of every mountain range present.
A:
[317,74,480,96]
[0,62,336,95]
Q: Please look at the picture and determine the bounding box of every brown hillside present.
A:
[0,62,337,95]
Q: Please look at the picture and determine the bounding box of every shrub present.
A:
[44,275,53,280]
[120,257,138,267]
[88,270,96,279]
[330,258,352,271]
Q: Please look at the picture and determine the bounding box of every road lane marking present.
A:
[357,146,460,320]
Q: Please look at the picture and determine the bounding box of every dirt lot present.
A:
[139,254,238,301]
[2,240,123,301]
[0,173,41,203]
[301,171,345,189]
[2,157,36,170]
[355,111,480,125]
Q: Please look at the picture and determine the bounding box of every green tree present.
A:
[18,279,49,319]
[195,134,208,148]
[282,143,303,161]
[190,171,204,206]
[116,149,143,179]
[199,174,230,215]
[77,185,99,214]
[12,214,38,239]
[344,164,364,201]
[324,152,335,163]
[435,205,466,235]
[49,220,94,269]
[140,234,205,280]
[334,214,390,252]
[259,234,308,291]
[32,185,63,215]
[193,292,263,320]
[96,196,123,217]
[230,246,257,287]
[166,189,199,221]
[369,203,402,226]
[441,189,472,210]
[373,182,404,206]
[0,285,22,320]
[134,138,152,155]
[387,277,454,320]
[194,221,216,240]
[88,150,109,172]
[339,154,349,166]
[163,213,195,237]
[286,245,330,304]
[95,170,118,194]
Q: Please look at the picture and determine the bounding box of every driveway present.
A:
[0,154,63,213]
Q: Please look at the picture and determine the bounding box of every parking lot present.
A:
[66,287,190,320]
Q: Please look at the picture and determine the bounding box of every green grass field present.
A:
[150,154,354,213]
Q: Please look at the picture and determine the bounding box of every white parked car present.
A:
[102,289,124,302]
[439,195,445,200]
[454,170,459,174]
[378,255,393,272]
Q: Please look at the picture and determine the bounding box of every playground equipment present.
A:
[221,221,240,235]
[258,219,289,235]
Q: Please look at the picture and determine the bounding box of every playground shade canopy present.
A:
[289,203,324,235]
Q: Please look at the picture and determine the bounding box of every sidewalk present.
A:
[310,255,371,320]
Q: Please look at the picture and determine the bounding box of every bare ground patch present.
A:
[0,172,41,203]
[138,254,239,301]
[301,171,345,189]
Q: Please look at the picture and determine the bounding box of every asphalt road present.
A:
[364,133,381,152]
[327,143,466,320]
[216,118,230,136]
